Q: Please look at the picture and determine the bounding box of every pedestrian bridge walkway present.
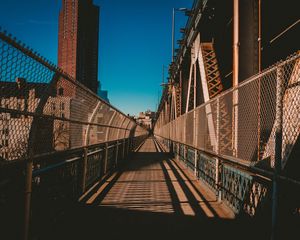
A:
[45,137,265,240]
[81,137,233,217]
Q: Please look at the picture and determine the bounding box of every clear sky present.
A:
[0,0,193,115]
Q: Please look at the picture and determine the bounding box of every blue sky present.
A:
[0,0,193,115]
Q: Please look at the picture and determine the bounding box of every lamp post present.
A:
[172,8,189,62]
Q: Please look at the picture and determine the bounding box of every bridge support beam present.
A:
[239,0,260,81]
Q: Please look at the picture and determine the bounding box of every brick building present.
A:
[58,0,100,93]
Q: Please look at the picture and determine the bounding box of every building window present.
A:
[51,102,56,111]
[60,102,65,111]
[58,87,64,96]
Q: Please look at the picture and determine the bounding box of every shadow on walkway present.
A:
[45,137,269,240]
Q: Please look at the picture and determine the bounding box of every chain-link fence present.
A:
[155,51,300,168]
[0,30,148,239]
[0,30,148,162]
[155,51,300,237]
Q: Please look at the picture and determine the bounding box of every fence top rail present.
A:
[0,137,132,169]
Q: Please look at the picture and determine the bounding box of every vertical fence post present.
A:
[131,137,135,152]
[257,74,262,161]
[115,141,119,167]
[271,65,284,240]
[184,115,187,166]
[194,109,198,176]
[233,0,239,158]
[82,147,88,193]
[24,158,33,240]
[122,139,126,159]
[128,137,132,155]
[216,97,221,201]
[194,150,198,176]
[127,138,132,155]
[104,142,109,174]
[184,145,187,167]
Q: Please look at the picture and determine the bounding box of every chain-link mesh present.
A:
[0,30,149,239]
[0,31,148,162]
[155,52,300,167]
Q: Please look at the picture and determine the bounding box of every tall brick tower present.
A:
[58,0,99,93]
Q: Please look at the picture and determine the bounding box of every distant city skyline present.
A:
[0,0,193,115]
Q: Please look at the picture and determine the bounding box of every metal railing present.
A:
[0,30,148,239]
[154,52,300,237]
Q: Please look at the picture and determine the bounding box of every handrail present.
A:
[156,136,300,187]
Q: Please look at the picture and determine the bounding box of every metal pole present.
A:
[24,158,33,240]
[258,0,261,73]
[233,0,239,157]
[233,0,239,87]
[82,147,88,193]
[257,0,262,161]
[129,138,132,154]
[172,8,175,62]
[23,73,60,240]
[271,66,284,240]
[122,138,126,159]
[194,109,198,176]
[216,97,221,201]
[104,142,108,174]
[115,141,119,167]
[127,137,131,156]
[193,63,198,175]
